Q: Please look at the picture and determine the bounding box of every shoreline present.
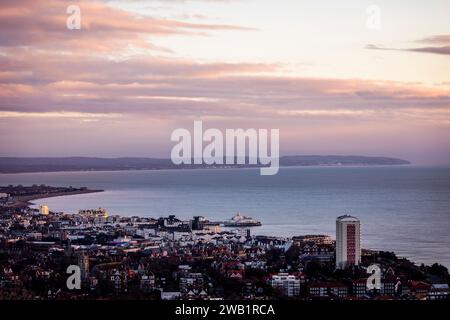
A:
[10,189,104,208]
[0,163,415,175]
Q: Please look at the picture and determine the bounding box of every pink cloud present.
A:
[0,0,253,53]
[0,0,449,163]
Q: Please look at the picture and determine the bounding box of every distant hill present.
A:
[280,155,410,166]
[0,156,410,173]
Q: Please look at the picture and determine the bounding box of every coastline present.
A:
[0,163,414,175]
[10,189,104,208]
[0,155,411,174]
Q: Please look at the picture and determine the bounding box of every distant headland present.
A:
[0,185,103,208]
[0,155,410,174]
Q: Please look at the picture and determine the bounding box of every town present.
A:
[0,185,449,300]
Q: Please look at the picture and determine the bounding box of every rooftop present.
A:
[336,215,360,222]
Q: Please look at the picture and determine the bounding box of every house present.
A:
[408,281,431,299]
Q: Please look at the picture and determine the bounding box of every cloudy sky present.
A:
[0,0,449,164]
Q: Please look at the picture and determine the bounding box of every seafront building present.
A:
[39,204,49,215]
[335,215,361,269]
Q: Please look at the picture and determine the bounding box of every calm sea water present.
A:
[1,166,450,268]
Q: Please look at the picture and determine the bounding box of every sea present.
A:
[1,165,450,268]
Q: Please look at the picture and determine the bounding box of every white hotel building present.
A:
[336,215,361,269]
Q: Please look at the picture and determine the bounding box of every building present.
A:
[336,215,361,269]
[79,208,108,218]
[78,253,90,281]
[309,282,348,298]
[269,273,300,297]
[111,270,127,294]
[352,278,367,297]
[299,243,334,263]
[140,272,156,293]
[191,216,205,230]
[380,275,397,296]
[39,204,49,215]
[179,273,204,295]
[292,234,333,245]
[161,292,182,300]
[427,284,450,300]
[408,280,431,299]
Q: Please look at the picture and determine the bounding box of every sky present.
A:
[0,0,449,164]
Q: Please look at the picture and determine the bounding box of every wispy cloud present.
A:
[0,0,253,53]
[1,50,449,123]
[366,34,450,56]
